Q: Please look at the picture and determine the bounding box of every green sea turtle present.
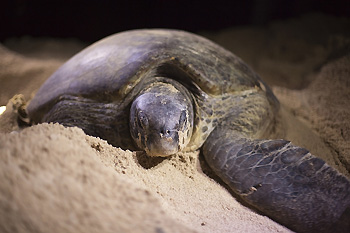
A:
[26,29,350,233]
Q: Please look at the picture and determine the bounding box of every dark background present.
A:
[1,0,349,43]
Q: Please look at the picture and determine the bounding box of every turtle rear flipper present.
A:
[203,127,350,233]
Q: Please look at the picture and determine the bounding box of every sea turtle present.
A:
[26,29,350,233]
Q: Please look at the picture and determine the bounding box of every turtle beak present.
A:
[145,129,179,157]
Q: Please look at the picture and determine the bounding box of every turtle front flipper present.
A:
[203,127,350,233]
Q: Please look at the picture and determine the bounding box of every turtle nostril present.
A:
[160,129,171,137]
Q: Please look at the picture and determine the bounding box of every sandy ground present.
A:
[0,13,349,233]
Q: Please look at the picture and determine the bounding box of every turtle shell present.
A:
[27,29,275,122]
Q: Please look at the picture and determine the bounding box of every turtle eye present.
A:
[178,110,187,130]
[137,111,149,129]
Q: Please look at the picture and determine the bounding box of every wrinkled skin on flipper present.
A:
[203,128,350,233]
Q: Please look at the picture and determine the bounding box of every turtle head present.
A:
[130,82,193,157]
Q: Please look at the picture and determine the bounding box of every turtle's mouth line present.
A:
[145,140,179,157]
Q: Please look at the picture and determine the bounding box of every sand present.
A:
[0,13,349,233]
